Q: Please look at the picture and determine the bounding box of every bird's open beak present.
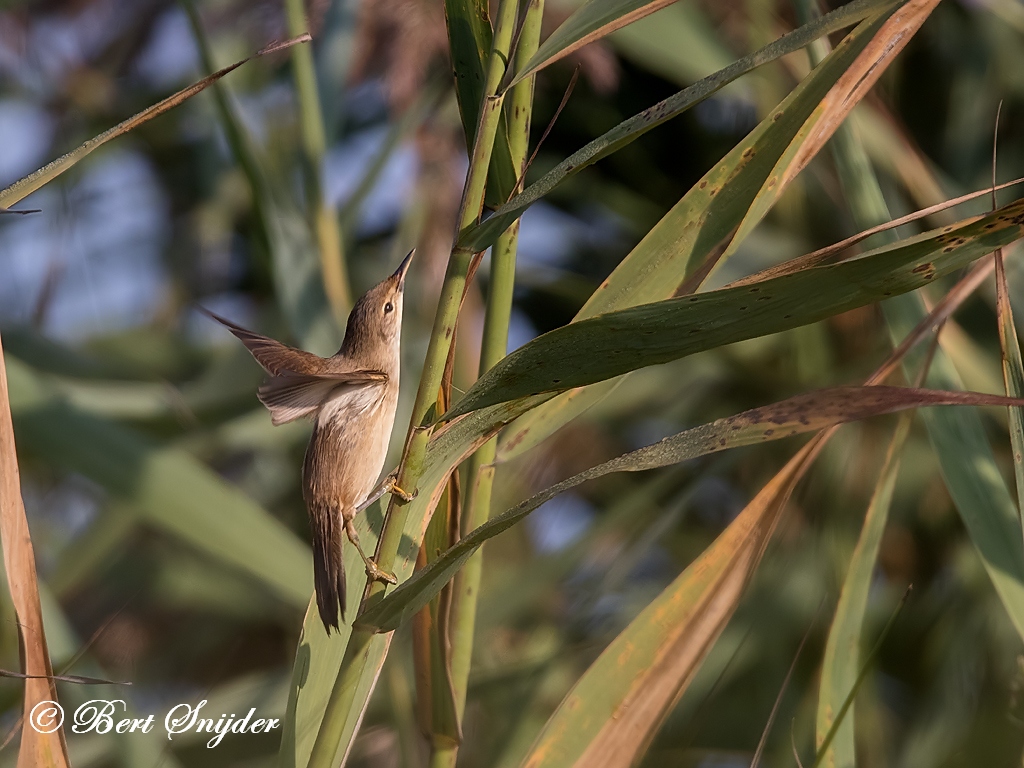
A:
[393,250,415,285]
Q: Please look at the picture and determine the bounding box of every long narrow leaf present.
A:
[448,198,1024,417]
[816,411,913,767]
[0,35,310,209]
[508,0,713,86]
[813,589,910,768]
[359,386,1024,632]
[994,248,1024,529]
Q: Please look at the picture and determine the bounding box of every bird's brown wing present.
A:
[199,306,324,375]
[200,306,388,424]
[258,371,388,425]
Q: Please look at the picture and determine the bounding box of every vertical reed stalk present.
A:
[182,2,273,261]
[371,0,518,617]
[284,0,351,318]
[306,0,521,763]
[430,1,545,765]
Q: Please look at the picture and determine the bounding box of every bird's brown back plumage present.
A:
[200,251,413,632]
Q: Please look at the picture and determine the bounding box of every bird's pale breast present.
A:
[302,381,399,515]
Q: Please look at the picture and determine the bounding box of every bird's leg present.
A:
[354,469,416,513]
[344,517,398,585]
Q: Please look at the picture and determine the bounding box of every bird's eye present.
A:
[384,302,394,314]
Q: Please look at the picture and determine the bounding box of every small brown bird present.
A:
[201,251,414,632]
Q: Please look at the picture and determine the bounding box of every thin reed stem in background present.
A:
[284,0,351,318]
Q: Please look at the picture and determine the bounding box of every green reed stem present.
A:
[305,0,522,763]
[431,2,545,765]
[374,0,518,610]
[283,0,351,319]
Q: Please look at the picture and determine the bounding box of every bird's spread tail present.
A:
[311,506,346,633]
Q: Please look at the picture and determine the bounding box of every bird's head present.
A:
[340,250,414,362]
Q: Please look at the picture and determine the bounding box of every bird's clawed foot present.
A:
[364,559,399,585]
[345,518,398,585]
[382,470,416,503]
[354,470,418,513]
[390,481,415,503]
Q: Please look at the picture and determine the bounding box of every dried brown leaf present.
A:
[0,335,70,768]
